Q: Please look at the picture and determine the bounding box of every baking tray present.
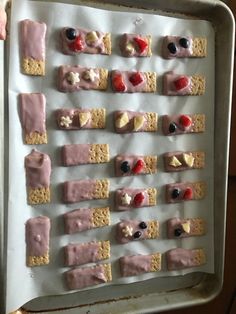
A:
[1,0,235,313]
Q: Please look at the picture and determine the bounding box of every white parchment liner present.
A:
[6,0,215,312]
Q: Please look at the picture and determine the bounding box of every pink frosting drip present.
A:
[114,111,148,133]
[62,144,91,166]
[163,71,192,96]
[120,254,152,276]
[63,179,96,203]
[116,220,149,244]
[166,182,194,203]
[56,108,93,130]
[166,248,199,270]
[116,188,149,210]
[115,155,146,176]
[64,242,100,266]
[64,208,93,234]
[162,36,193,59]
[111,70,147,93]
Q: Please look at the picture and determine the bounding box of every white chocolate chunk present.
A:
[133,116,145,131]
[116,112,129,128]
[183,153,195,168]
[122,225,133,237]
[121,193,132,205]
[78,112,91,127]
[169,156,182,167]
[85,31,99,45]
[67,71,80,85]
[83,69,99,82]
[182,221,191,233]
[126,42,135,54]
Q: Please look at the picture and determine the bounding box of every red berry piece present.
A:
[174,76,189,91]
[179,115,192,128]
[113,74,126,92]
[129,72,143,86]
[132,159,144,174]
[133,37,148,53]
[133,192,145,207]
[69,36,84,52]
[183,187,193,200]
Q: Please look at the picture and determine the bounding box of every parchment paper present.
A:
[6,0,215,312]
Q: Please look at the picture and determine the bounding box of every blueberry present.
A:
[167,42,177,54]
[179,37,189,49]
[172,188,180,199]
[139,221,147,229]
[169,122,177,133]
[133,231,142,239]
[120,161,130,173]
[65,28,76,40]
[174,228,182,237]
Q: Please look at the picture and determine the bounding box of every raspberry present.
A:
[174,76,189,91]
[133,192,145,207]
[179,115,192,128]
[183,187,193,200]
[132,159,144,174]
[129,72,143,86]
[68,36,84,52]
[113,74,126,92]
[133,37,148,53]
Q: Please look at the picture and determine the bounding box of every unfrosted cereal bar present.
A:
[163,71,205,96]
[25,216,50,267]
[166,181,206,203]
[64,207,110,234]
[111,70,156,93]
[20,19,46,76]
[116,220,159,244]
[58,65,108,92]
[162,36,207,59]
[114,110,158,133]
[61,27,111,55]
[56,108,106,130]
[116,187,157,210]
[119,253,161,277]
[166,248,206,271]
[19,93,47,144]
[120,33,152,57]
[115,155,157,176]
[63,179,109,203]
[167,217,205,238]
[163,151,205,172]
[62,144,110,166]
[25,149,51,205]
[162,114,205,135]
[65,263,112,290]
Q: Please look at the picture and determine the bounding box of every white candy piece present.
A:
[67,72,80,85]
[169,156,182,167]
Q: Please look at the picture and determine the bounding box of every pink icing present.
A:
[163,151,196,172]
[114,111,148,133]
[64,242,100,266]
[166,248,201,270]
[20,19,46,60]
[116,220,150,244]
[19,93,46,135]
[166,182,194,203]
[111,70,147,93]
[0,5,7,40]
[116,188,150,210]
[62,144,91,166]
[56,108,94,130]
[119,254,152,276]
[63,179,96,203]
[65,265,107,290]
[167,217,193,238]
[119,33,149,57]
[115,155,146,176]
[162,36,193,59]
[26,216,50,257]
[64,208,93,234]
[163,71,192,96]
[162,114,198,135]
[58,65,101,92]
[25,149,51,189]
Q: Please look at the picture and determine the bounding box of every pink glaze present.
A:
[163,151,197,172]
[0,5,7,40]
[26,216,50,257]
[65,264,107,290]
[58,65,100,93]
[162,114,200,135]
[114,110,148,133]
[162,36,193,59]
[166,248,202,270]
[163,71,192,96]
[62,144,91,166]
[20,19,46,60]
[166,182,194,203]
[119,254,152,276]
[64,242,100,266]
[64,208,93,234]
[116,188,150,210]
[19,93,46,135]
[25,149,51,189]
[119,33,149,57]
[111,70,147,93]
[115,155,146,176]
[56,108,94,130]
[116,220,150,244]
[63,179,97,203]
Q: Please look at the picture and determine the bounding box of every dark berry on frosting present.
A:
[169,122,177,133]
[174,228,182,237]
[179,37,189,48]
[65,28,76,40]
[167,42,177,54]
[139,221,147,229]
[172,188,180,199]
[133,231,142,239]
[120,161,130,173]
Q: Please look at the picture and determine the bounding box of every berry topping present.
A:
[179,37,190,48]
[133,192,145,207]
[68,36,84,52]
[133,231,142,239]
[120,161,130,173]
[139,221,147,229]
[174,76,189,91]
[172,188,180,199]
[132,159,144,174]
[65,28,76,40]
[169,122,177,133]
[129,72,143,86]
[174,228,182,237]
[113,74,126,92]
[183,187,193,200]
[133,37,148,53]
[167,42,177,54]
[179,115,192,128]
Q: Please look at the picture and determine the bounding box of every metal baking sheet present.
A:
[1,0,234,313]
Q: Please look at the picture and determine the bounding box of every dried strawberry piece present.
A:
[129,72,143,86]
[133,192,145,206]
[69,36,84,52]
[133,37,148,53]
[174,76,189,91]
[179,115,192,128]
[113,74,126,92]
[132,159,144,174]
[183,187,193,200]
